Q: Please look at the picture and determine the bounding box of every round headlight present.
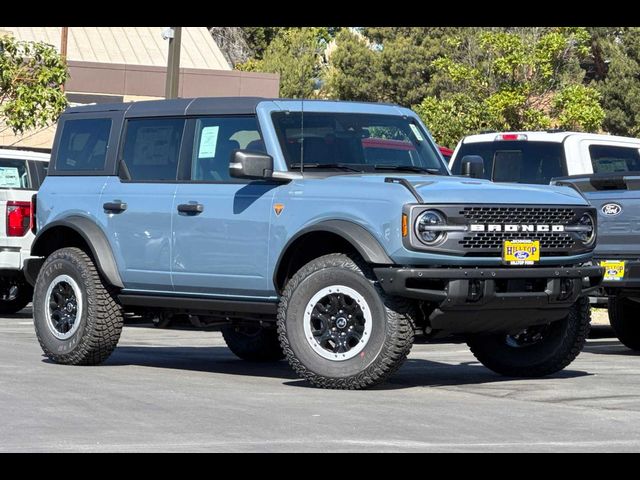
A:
[577,213,596,246]
[415,210,447,245]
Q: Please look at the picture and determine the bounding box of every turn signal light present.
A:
[402,214,408,237]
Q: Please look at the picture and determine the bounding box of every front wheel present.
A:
[467,296,590,377]
[33,247,124,365]
[608,296,640,351]
[277,253,415,389]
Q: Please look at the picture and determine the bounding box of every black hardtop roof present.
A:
[63,96,271,117]
[63,97,402,118]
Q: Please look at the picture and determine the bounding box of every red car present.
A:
[438,145,453,162]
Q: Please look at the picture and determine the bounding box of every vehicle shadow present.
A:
[90,344,591,390]
[5,306,33,319]
[583,341,640,356]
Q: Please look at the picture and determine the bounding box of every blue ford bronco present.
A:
[25,98,602,389]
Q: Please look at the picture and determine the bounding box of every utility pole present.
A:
[60,27,69,92]
[164,27,182,99]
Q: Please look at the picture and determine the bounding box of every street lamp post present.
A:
[164,27,182,99]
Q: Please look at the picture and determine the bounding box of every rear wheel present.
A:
[33,247,124,365]
[277,253,415,389]
[0,276,33,314]
[221,325,285,362]
[467,296,590,377]
[608,296,640,351]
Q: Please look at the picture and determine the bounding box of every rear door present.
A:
[100,117,186,292]
[171,115,277,298]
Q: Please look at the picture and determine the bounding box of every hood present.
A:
[323,174,589,206]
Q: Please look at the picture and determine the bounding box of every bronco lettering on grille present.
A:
[470,224,566,232]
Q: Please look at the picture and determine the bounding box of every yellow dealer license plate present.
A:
[503,240,540,266]
[600,260,626,281]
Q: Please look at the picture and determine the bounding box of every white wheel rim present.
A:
[45,274,83,340]
[303,285,373,361]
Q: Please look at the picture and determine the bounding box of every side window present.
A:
[589,144,640,173]
[0,159,31,189]
[55,118,112,172]
[121,118,185,181]
[191,116,264,182]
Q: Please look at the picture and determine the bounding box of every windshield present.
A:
[452,141,566,184]
[271,112,448,175]
[0,158,31,189]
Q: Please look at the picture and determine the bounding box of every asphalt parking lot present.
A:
[1,307,639,452]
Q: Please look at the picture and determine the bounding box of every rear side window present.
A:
[0,158,30,189]
[589,145,640,173]
[121,118,185,181]
[452,141,565,184]
[56,118,112,172]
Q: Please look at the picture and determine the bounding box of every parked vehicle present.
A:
[449,131,640,351]
[26,99,601,389]
[0,147,49,314]
[438,145,453,162]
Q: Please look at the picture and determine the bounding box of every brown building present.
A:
[0,27,280,149]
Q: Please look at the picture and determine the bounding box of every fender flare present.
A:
[31,216,124,288]
[273,219,393,287]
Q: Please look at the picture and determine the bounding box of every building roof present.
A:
[1,27,231,70]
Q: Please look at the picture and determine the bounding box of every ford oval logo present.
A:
[602,203,623,216]
[515,251,530,260]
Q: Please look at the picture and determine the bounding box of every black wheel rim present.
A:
[304,285,372,361]
[45,275,83,340]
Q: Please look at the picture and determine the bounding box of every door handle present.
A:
[177,203,204,214]
[103,201,127,213]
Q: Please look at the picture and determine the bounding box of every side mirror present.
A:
[230,150,274,180]
[461,155,485,179]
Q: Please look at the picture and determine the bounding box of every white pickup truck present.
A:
[449,131,640,350]
[0,147,49,314]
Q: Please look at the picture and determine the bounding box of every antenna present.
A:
[300,97,304,175]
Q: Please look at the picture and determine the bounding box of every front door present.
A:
[99,117,185,292]
[171,116,277,299]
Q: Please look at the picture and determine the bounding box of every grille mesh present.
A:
[460,207,576,224]
[459,207,578,252]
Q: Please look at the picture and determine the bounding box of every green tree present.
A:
[237,28,328,98]
[323,29,380,101]
[415,29,604,147]
[596,28,640,137]
[0,36,68,134]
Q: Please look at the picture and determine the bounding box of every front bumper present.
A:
[373,265,603,334]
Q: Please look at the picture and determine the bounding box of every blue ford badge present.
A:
[602,203,622,216]
[515,251,530,260]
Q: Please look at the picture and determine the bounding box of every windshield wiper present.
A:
[373,165,441,174]
[291,163,365,173]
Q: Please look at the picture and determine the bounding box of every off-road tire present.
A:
[33,247,124,365]
[0,277,33,314]
[221,325,285,361]
[467,296,590,377]
[277,253,415,389]
[608,296,640,351]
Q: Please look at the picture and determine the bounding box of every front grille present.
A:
[460,207,576,224]
[459,207,578,254]
[459,232,576,250]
